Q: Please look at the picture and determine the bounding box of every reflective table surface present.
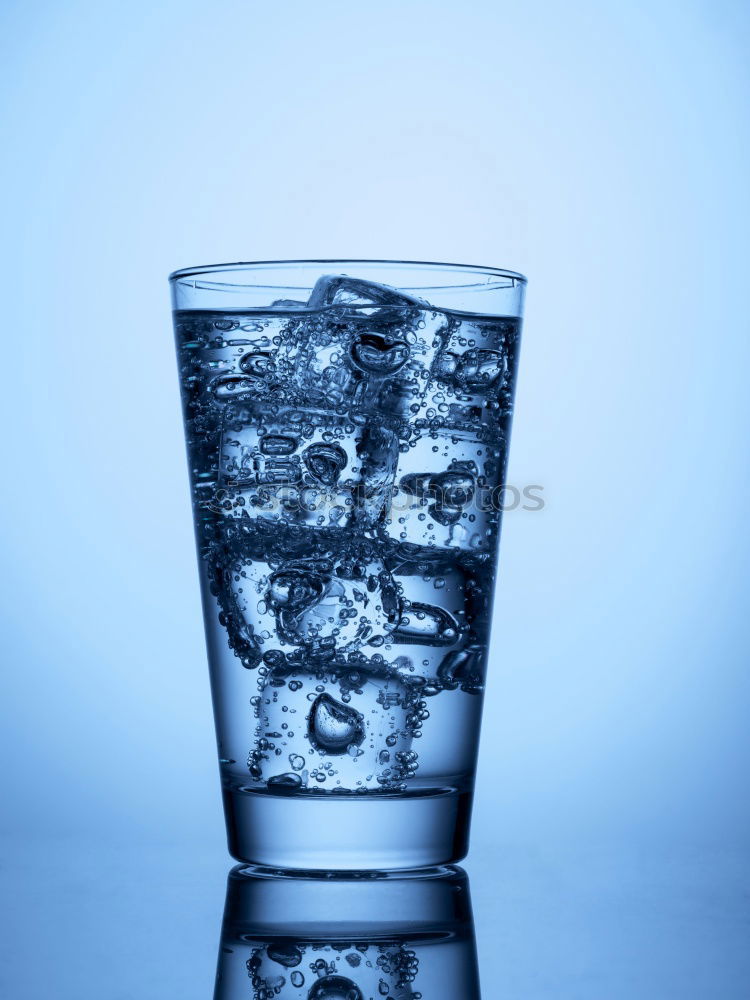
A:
[2,838,748,998]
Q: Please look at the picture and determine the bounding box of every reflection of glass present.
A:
[214,864,481,999]
[171,260,526,869]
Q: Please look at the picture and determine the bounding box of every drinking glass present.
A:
[170,260,526,869]
[214,864,480,999]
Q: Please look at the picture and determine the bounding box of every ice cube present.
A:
[206,523,273,670]
[266,551,400,654]
[307,274,426,312]
[381,424,506,554]
[249,663,422,791]
[384,552,489,692]
[210,522,402,668]
[275,274,452,416]
[177,312,295,405]
[216,400,399,528]
[426,313,521,416]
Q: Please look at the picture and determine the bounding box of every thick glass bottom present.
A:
[222,786,473,870]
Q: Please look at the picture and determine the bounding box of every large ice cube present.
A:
[209,522,403,669]
[430,313,520,412]
[385,551,489,693]
[206,522,276,670]
[216,399,399,528]
[248,663,422,792]
[180,313,294,404]
[175,310,296,506]
[276,274,452,417]
[381,423,506,555]
[307,274,425,313]
[410,314,522,431]
[266,550,400,654]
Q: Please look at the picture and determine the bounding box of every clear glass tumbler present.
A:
[170,260,526,869]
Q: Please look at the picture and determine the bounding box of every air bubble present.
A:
[303,442,348,485]
[260,433,298,456]
[267,772,302,791]
[350,333,410,375]
[266,942,302,967]
[393,603,461,647]
[308,694,365,755]
[307,975,363,1000]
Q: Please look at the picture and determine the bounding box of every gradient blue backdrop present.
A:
[1,1,749,994]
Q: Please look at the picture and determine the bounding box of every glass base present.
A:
[222,787,472,870]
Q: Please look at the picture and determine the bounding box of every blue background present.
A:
[1,1,748,996]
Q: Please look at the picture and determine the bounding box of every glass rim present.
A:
[168,257,527,285]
